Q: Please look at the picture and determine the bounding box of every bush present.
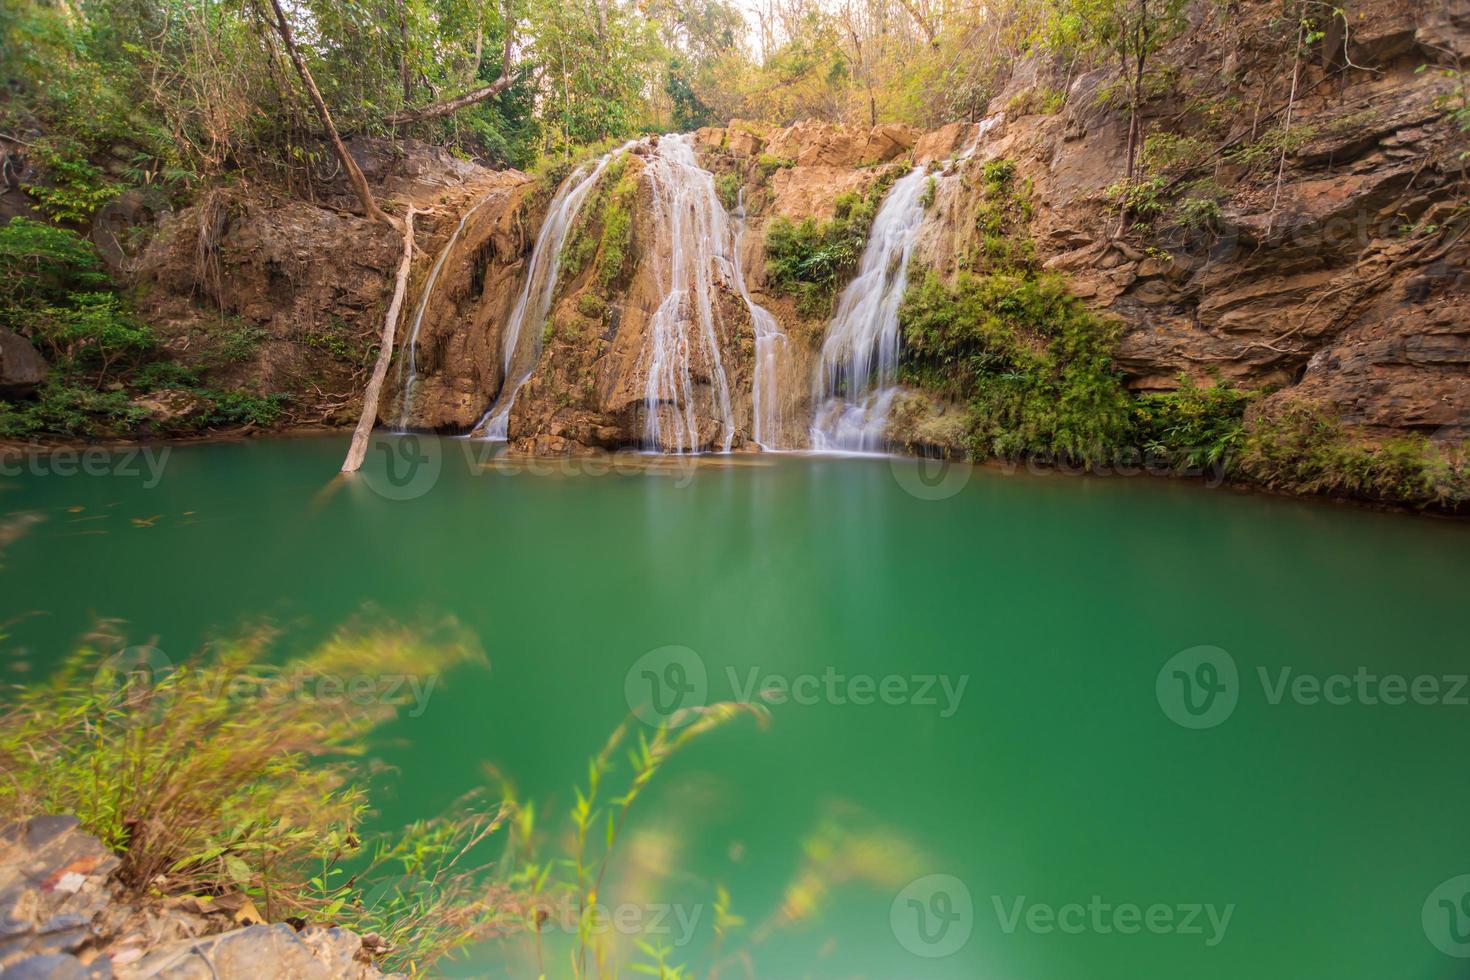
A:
[1236,400,1469,510]
[0,218,108,313]
[1132,375,1256,471]
[764,167,900,316]
[0,380,147,438]
[25,292,154,384]
[899,270,1132,463]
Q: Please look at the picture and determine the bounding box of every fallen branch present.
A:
[342,207,415,473]
[383,1,515,126]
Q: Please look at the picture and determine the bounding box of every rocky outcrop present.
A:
[0,815,399,980]
[0,328,48,398]
[130,139,533,430]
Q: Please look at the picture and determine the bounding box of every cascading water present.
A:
[808,115,1005,452]
[731,188,788,450]
[640,134,737,453]
[473,144,635,440]
[396,190,501,430]
[808,166,929,452]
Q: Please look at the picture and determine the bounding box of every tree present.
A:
[261,0,399,230]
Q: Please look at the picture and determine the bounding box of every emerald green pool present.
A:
[3,434,1469,978]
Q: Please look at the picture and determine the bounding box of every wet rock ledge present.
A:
[0,816,399,979]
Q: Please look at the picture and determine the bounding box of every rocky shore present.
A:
[0,816,397,980]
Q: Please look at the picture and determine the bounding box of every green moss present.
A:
[763,166,901,316]
[972,159,1035,271]
[756,153,795,176]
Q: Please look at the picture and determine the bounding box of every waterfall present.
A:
[640,134,737,453]
[732,188,788,450]
[396,190,501,430]
[808,115,1005,452]
[472,143,635,440]
[808,166,929,453]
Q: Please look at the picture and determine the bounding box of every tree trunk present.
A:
[264,0,399,231]
[342,207,415,473]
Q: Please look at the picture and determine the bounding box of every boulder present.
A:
[0,328,48,398]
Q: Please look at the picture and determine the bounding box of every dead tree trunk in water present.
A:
[264,0,399,231]
[342,207,415,473]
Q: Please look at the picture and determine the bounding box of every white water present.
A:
[731,188,788,449]
[808,115,1004,452]
[472,144,634,440]
[640,134,737,453]
[808,166,929,452]
[396,190,502,430]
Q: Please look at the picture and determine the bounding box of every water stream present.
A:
[473,144,634,440]
[808,166,929,452]
[395,190,502,430]
[807,116,1006,453]
[732,188,789,450]
[640,134,737,453]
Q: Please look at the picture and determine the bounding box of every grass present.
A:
[0,615,767,975]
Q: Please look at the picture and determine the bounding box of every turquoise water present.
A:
[3,434,1469,978]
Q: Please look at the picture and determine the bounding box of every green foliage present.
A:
[1106,173,1170,223]
[1237,400,1469,510]
[0,380,146,438]
[0,218,108,313]
[899,270,1132,463]
[24,291,154,383]
[1006,85,1066,116]
[920,175,936,210]
[756,153,795,177]
[204,389,285,427]
[0,618,504,973]
[764,167,899,316]
[973,158,1035,270]
[1132,375,1256,471]
[22,138,123,223]
[715,170,742,212]
[1141,132,1208,173]
[207,317,269,365]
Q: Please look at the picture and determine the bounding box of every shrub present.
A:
[25,292,154,384]
[764,167,900,316]
[0,218,108,312]
[1132,375,1256,471]
[716,171,742,212]
[0,380,146,438]
[1236,400,1469,510]
[22,137,123,223]
[899,270,1132,463]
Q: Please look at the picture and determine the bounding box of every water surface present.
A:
[3,435,1468,978]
